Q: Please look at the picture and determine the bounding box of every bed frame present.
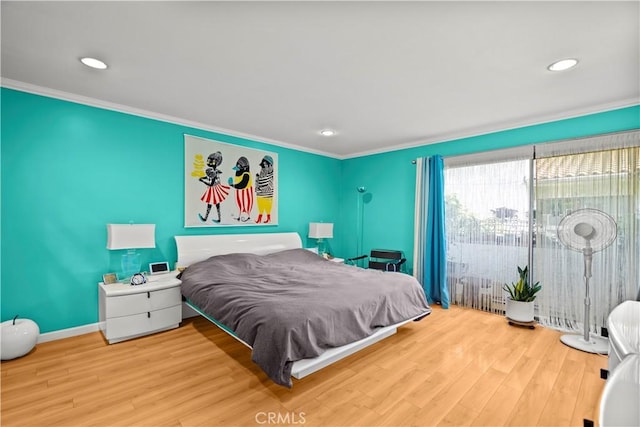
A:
[175,232,426,380]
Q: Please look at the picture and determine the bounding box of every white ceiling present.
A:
[2,1,639,158]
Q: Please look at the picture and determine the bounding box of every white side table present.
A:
[98,274,182,344]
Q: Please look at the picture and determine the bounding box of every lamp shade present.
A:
[309,222,333,239]
[106,224,156,250]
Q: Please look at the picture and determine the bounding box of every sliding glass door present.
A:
[534,146,639,332]
[442,134,639,333]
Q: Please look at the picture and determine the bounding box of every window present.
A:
[445,159,531,313]
[534,147,639,332]
[443,131,639,333]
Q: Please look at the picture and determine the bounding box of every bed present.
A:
[175,232,431,387]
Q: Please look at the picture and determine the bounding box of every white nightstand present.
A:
[98,274,182,344]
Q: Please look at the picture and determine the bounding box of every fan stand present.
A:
[559,246,609,354]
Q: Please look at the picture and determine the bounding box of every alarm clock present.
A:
[149,261,170,275]
[130,273,147,286]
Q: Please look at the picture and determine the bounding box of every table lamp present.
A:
[308,222,333,256]
[107,224,156,279]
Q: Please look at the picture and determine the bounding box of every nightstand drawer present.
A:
[105,305,181,342]
[105,287,181,318]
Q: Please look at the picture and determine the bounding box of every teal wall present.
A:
[2,86,638,334]
[1,88,342,333]
[338,106,640,273]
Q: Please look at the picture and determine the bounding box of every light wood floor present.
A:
[1,305,607,427]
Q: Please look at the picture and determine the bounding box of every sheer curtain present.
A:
[443,158,531,313]
[439,130,639,333]
[534,137,640,333]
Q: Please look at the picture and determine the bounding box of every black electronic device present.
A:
[149,261,170,275]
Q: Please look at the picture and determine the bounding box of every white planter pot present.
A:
[505,298,535,323]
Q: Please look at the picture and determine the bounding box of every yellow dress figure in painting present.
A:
[255,155,274,224]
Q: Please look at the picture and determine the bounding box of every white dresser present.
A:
[98,275,182,344]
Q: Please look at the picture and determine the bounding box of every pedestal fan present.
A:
[557,208,617,354]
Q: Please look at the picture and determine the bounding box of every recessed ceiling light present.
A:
[80,57,108,70]
[547,58,578,72]
[320,129,336,137]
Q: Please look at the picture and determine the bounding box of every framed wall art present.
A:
[184,135,278,227]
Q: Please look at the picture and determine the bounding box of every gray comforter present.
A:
[179,248,431,387]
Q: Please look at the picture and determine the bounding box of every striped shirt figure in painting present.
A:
[196,151,229,223]
[228,156,254,222]
[255,155,274,224]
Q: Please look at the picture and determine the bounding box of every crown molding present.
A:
[1,78,342,160]
[343,98,640,159]
[3,78,636,161]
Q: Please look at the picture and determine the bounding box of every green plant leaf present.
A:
[506,265,542,301]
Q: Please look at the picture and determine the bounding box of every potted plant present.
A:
[502,266,541,323]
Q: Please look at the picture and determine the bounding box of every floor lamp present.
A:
[356,186,366,266]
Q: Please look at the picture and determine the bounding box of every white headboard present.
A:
[175,232,302,267]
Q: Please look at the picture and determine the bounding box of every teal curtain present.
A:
[416,155,449,308]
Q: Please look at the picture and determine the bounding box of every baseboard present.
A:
[37,323,100,343]
[37,303,199,343]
